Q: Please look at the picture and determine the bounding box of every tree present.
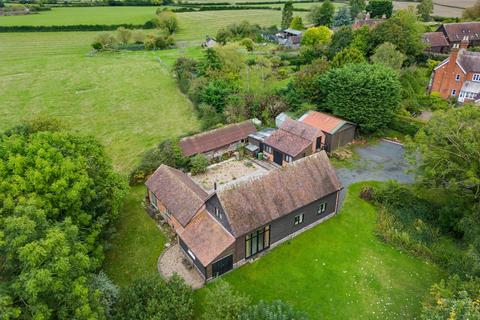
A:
[332,6,353,28]
[369,8,425,58]
[366,0,393,18]
[112,275,194,320]
[290,16,305,30]
[350,24,371,54]
[156,11,179,35]
[349,0,366,18]
[281,2,294,29]
[328,26,353,58]
[116,27,132,45]
[240,300,309,320]
[417,0,433,22]
[0,1,5,7]
[301,26,332,46]
[463,0,480,20]
[331,47,365,67]
[408,106,480,200]
[0,124,127,319]
[200,78,238,112]
[240,38,254,51]
[190,154,210,175]
[370,42,405,70]
[202,280,249,320]
[320,63,401,131]
[309,0,335,27]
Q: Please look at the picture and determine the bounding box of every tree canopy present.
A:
[332,47,365,68]
[0,122,127,319]
[290,16,305,30]
[349,0,366,18]
[320,63,401,131]
[332,6,353,28]
[463,0,480,20]
[366,0,393,18]
[370,42,406,70]
[417,0,433,22]
[301,26,332,46]
[281,2,294,29]
[308,0,335,27]
[409,106,480,200]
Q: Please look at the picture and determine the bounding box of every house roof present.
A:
[145,165,208,227]
[283,28,303,36]
[461,80,480,94]
[440,22,480,42]
[217,151,342,237]
[179,120,256,157]
[248,128,275,142]
[179,210,235,266]
[352,18,384,30]
[299,111,353,134]
[264,118,321,157]
[423,32,449,48]
[457,50,480,73]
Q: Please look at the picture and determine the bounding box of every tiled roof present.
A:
[145,165,208,227]
[441,22,480,42]
[423,32,449,47]
[352,18,383,30]
[264,118,321,157]
[179,210,235,266]
[179,120,256,157]
[217,151,342,237]
[457,50,480,73]
[299,111,352,134]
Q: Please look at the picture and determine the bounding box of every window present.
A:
[285,155,293,163]
[149,191,158,209]
[473,74,480,81]
[452,89,457,96]
[294,213,304,225]
[245,225,270,258]
[187,249,196,260]
[456,74,461,81]
[264,145,272,153]
[318,202,327,214]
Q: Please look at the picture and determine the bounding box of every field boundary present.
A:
[0,23,155,32]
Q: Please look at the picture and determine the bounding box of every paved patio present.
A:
[157,243,204,289]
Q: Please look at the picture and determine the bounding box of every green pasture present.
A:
[196,183,443,319]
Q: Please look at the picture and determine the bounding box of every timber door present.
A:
[212,255,233,277]
[273,150,283,165]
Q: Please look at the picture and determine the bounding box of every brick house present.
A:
[429,38,480,103]
[146,152,342,280]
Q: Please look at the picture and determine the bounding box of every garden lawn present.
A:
[0,31,200,172]
[103,186,166,287]
[196,182,443,319]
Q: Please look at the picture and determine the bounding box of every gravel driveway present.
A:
[336,140,414,205]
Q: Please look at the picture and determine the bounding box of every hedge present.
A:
[389,115,425,136]
[0,22,155,32]
[235,0,315,4]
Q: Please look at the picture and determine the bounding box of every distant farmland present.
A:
[393,1,468,18]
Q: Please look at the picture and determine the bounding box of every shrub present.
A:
[116,26,132,44]
[112,275,194,320]
[388,115,424,136]
[173,57,199,93]
[92,32,117,50]
[89,272,119,318]
[240,38,254,51]
[190,154,210,175]
[132,30,145,44]
[199,78,238,112]
[156,11,179,34]
[202,280,249,320]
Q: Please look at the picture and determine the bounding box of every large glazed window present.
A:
[245,225,270,258]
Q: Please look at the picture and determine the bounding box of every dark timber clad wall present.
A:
[179,238,207,279]
[233,191,339,263]
[206,195,232,233]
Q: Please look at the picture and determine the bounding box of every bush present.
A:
[190,154,210,175]
[112,275,194,320]
[240,38,254,51]
[116,26,132,44]
[156,11,179,34]
[92,32,117,50]
[202,280,249,320]
[199,78,238,113]
[388,115,424,136]
[173,57,199,93]
[129,138,188,185]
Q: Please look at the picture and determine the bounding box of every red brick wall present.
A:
[430,54,466,99]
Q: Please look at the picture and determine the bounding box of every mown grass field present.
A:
[196,183,443,319]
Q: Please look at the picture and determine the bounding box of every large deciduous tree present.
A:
[409,106,480,200]
[349,0,366,18]
[417,0,433,22]
[369,8,425,58]
[319,63,401,131]
[301,26,332,46]
[309,0,335,27]
[0,123,127,319]
[370,42,406,70]
[366,0,393,18]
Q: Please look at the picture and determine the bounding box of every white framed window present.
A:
[264,145,272,153]
[149,191,158,209]
[473,74,480,81]
[187,249,196,260]
[285,155,293,163]
[318,202,327,214]
[452,89,457,96]
[294,213,304,225]
[456,74,461,81]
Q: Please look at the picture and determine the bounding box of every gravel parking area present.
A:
[336,140,414,204]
